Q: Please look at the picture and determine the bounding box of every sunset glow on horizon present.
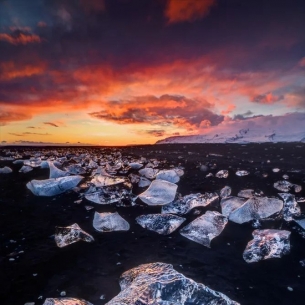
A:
[0,0,305,145]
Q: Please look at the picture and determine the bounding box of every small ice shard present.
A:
[138,179,177,206]
[174,167,184,177]
[138,176,151,188]
[282,174,289,180]
[206,173,213,178]
[13,159,24,164]
[91,175,127,187]
[128,162,143,169]
[19,165,33,173]
[128,173,140,184]
[272,168,280,172]
[274,180,302,193]
[229,196,283,224]
[237,189,255,198]
[93,211,130,232]
[0,166,13,174]
[162,192,218,215]
[236,170,249,176]
[65,164,86,175]
[138,167,159,179]
[136,214,186,235]
[296,197,305,203]
[278,193,301,221]
[220,186,231,198]
[55,223,94,248]
[180,211,228,247]
[87,160,98,169]
[155,169,180,183]
[220,196,247,217]
[216,170,229,178]
[106,262,239,305]
[294,218,305,230]
[243,229,291,263]
[26,176,83,196]
[43,298,93,305]
[92,166,111,176]
[48,161,70,179]
[24,158,41,167]
[200,164,208,172]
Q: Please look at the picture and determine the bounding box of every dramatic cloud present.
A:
[89,94,224,130]
[165,0,216,23]
[44,122,59,127]
[252,93,284,104]
[0,111,31,125]
[0,29,42,45]
[143,130,166,137]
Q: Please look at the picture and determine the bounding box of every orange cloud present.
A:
[0,32,42,45]
[165,0,216,24]
[0,61,46,80]
[0,111,31,126]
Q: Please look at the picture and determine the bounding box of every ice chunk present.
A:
[138,176,151,188]
[237,189,255,198]
[136,214,186,235]
[220,186,231,198]
[220,196,247,217]
[229,196,283,224]
[174,167,184,177]
[138,168,159,179]
[106,262,239,305]
[155,169,180,183]
[55,223,94,248]
[48,161,70,179]
[128,162,143,169]
[0,166,12,174]
[294,218,305,230]
[236,170,249,176]
[243,229,291,263]
[26,176,83,196]
[162,192,218,215]
[180,211,228,247]
[274,180,302,193]
[139,179,177,206]
[19,165,33,173]
[278,193,301,221]
[24,158,41,167]
[93,211,130,232]
[272,168,280,173]
[43,298,93,305]
[65,164,86,175]
[216,170,229,178]
[91,174,127,187]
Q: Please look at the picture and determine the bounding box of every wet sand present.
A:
[0,143,305,305]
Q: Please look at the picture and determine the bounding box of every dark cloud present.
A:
[23,132,51,136]
[9,133,24,137]
[0,29,42,45]
[0,111,31,125]
[144,130,166,137]
[89,94,224,129]
[44,122,59,127]
[252,93,284,104]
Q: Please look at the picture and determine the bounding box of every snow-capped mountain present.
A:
[156,113,305,144]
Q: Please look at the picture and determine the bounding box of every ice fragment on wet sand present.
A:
[180,211,228,247]
[274,180,302,193]
[138,179,177,206]
[138,176,151,188]
[19,165,33,173]
[136,214,186,235]
[243,229,291,263]
[216,170,229,178]
[26,176,83,196]
[48,161,70,179]
[229,196,283,224]
[138,167,159,179]
[106,262,239,305]
[91,174,127,187]
[155,169,180,183]
[93,211,130,232]
[55,223,94,248]
[220,186,231,198]
[128,162,143,169]
[43,298,93,305]
[278,193,301,221]
[294,218,305,230]
[24,158,41,167]
[0,166,12,174]
[162,192,218,215]
[236,170,249,176]
[65,164,86,175]
[237,189,255,198]
[220,196,247,217]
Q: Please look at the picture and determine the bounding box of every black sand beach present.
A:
[1,143,305,305]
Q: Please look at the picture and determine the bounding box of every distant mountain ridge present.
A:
[156,113,305,144]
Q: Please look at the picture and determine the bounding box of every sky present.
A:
[0,0,305,146]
